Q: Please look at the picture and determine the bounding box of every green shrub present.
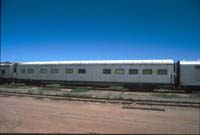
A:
[63,93,74,97]
[28,90,34,94]
[152,93,181,98]
[38,91,44,95]
[110,86,123,90]
[114,95,124,100]
[190,92,200,99]
[71,87,90,93]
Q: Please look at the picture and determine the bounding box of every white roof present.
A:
[0,63,13,66]
[180,60,200,65]
[18,60,174,65]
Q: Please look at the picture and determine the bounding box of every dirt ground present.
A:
[0,95,199,134]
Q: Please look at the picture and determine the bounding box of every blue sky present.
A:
[1,0,200,62]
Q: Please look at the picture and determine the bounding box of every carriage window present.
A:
[65,69,73,74]
[78,69,86,74]
[195,65,200,69]
[129,69,138,74]
[27,69,34,73]
[115,69,124,74]
[14,68,17,73]
[40,69,48,74]
[51,68,58,74]
[1,70,5,75]
[21,69,25,73]
[103,69,111,74]
[157,69,168,75]
[143,69,152,75]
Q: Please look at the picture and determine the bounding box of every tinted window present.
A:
[40,69,48,74]
[65,69,73,74]
[51,69,58,74]
[14,68,17,73]
[157,69,168,75]
[129,69,138,74]
[21,69,25,73]
[103,69,111,74]
[195,65,200,69]
[115,69,124,74]
[143,69,152,75]
[78,69,86,74]
[27,69,34,73]
[1,70,5,75]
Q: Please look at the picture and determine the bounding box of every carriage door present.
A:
[12,63,18,81]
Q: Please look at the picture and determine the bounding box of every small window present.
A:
[78,69,86,74]
[51,68,58,74]
[157,69,168,75]
[143,69,152,75]
[103,69,111,74]
[1,70,5,75]
[21,69,25,74]
[14,68,17,73]
[27,69,34,73]
[40,69,48,74]
[65,69,73,74]
[195,65,200,69]
[115,69,124,74]
[129,69,138,75]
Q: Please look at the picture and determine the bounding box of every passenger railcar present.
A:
[0,60,199,91]
[178,61,200,91]
[0,62,14,83]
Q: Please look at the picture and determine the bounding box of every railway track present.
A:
[0,91,199,108]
